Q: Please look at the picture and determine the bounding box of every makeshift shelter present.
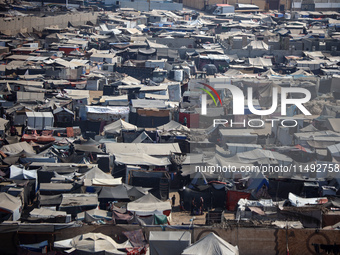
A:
[106,143,181,156]
[102,119,137,135]
[81,167,118,186]
[0,192,22,221]
[132,131,153,143]
[29,208,67,219]
[157,120,190,132]
[114,153,171,166]
[76,209,112,222]
[112,206,134,224]
[26,112,54,130]
[54,233,132,255]
[181,233,239,255]
[59,194,99,216]
[245,171,270,198]
[127,193,171,216]
[149,231,191,255]
[39,183,74,195]
[1,142,35,155]
[288,192,328,207]
[10,165,37,181]
[98,185,131,209]
[38,194,62,207]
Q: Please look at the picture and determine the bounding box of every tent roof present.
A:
[30,208,66,218]
[105,143,181,156]
[325,118,340,133]
[1,142,35,155]
[0,118,9,130]
[300,124,319,132]
[182,233,239,255]
[0,192,21,213]
[99,185,130,200]
[76,209,112,221]
[82,167,115,180]
[65,233,131,253]
[60,194,98,208]
[127,193,171,215]
[157,120,189,132]
[103,119,137,135]
[114,153,171,166]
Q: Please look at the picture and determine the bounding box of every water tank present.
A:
[174,69,183,82]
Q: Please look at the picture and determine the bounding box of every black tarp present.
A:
[268,180,304,200]
[179,187,213,211]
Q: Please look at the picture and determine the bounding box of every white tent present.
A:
[114,153,171,166]
[54,233,132,254]
[102,119,137,135]
[288,193,328,207]
[127,193,171,216]
[157,120,190,134]
[182,233,239,255]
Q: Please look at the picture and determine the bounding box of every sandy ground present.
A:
[169,191,207,225]
[169,191,235,225]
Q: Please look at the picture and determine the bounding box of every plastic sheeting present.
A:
[10,165,37,180]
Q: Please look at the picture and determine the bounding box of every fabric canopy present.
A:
[127,193,171,216]
[182,233,239,255]
[1,142,35,155]
[102,119,137,135]
[54,233,132,254]
[82,167,115,180]
[114,153,171,166]
[10,165,37,180]
[0,192,22,221]
[30,208,66,218]
[157,120,189,132]
[99,185,130,200]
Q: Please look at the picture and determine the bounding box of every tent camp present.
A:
[181,233,239,255]
[127,193,171,216]
[149,231,191,255]
[54,232,132,255]
[102,119,137,135]
[0,192,22,221]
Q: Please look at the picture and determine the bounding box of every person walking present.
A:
[171,194,176,207]
[199,197,204,215]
